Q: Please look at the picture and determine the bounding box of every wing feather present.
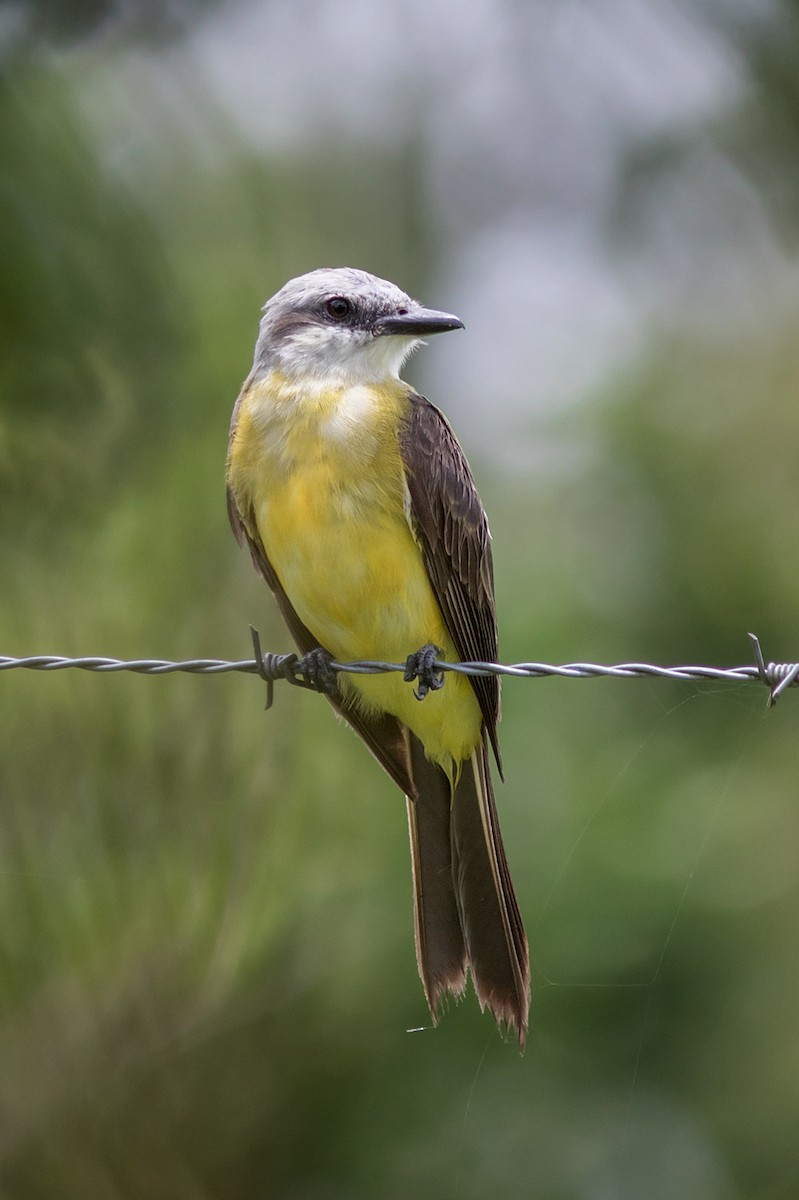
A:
[398,394,502,774]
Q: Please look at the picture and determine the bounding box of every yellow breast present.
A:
[227,371,483,771]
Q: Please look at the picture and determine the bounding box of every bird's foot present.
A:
[295,647,339,696]
[404,643,445,701]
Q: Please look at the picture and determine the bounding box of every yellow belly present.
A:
[254,463,483,771]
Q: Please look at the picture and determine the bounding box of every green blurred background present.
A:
[3,1,799,1196]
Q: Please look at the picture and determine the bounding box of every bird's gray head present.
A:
[253,267,464,384]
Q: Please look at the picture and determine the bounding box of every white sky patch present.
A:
[421,221,640,444]
[184,0,740,154]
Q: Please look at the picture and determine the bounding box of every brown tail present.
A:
[406,735,530,1049]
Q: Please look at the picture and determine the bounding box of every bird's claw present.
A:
[404,643,445,701]
[295,647,339,696]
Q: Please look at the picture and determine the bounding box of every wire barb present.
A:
[248,626,328,709]
[748,632,799,707]
[250,626,283,709]
[0,633,796,707]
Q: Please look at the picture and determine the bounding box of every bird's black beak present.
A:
[373,306,464,338]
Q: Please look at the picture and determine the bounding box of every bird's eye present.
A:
[325,296,352,320]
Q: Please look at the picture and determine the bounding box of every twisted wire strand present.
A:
[0,633,793,703]
[0,654,760,682]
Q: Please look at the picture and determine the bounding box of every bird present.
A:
[226,267,530,1047]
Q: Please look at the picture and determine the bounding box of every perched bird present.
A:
[226,268,530,1046]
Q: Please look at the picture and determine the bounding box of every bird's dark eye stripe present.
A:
[325,296,352,320]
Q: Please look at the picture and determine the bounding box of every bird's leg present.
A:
[295,647,339,696]
[404,643,445,701]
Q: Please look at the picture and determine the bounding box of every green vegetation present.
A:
[3,20,799,1198]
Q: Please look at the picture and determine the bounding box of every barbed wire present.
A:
[0,632,796,707]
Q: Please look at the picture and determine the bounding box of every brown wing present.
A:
[227,487,416,798]
[398,393,502,775]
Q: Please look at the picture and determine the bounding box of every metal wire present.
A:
[0,632,794,705]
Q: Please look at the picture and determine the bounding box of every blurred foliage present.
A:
[2,6,799,1199]
[1,0,225,50]
[0,65,181,533]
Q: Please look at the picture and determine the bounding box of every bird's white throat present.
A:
[270,322,421,386]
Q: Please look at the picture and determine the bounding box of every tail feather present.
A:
[451,743,530,1048]
[406,734,530,1049]
[406,739,467,1017]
